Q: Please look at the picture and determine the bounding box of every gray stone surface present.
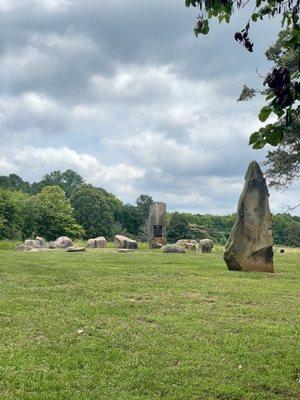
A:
[224,161,274,273]
[87,236,107,248]
[148,202,167,249]
[114,235,138,249]
[66,247,86,252]
[198,239,214,253]
[35,236,47,248]
[54,236,74,248]
[176,239,198,251]
[15,244,32,252]
[162,244,185,253]
[24,239,42,249]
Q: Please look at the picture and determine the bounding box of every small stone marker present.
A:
[224,161,274,273]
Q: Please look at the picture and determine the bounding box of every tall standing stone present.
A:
[224,161,274,273]
[148,202,167,248]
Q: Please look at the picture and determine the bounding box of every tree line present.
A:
[0,170,299,247]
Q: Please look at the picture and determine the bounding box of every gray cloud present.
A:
[0,0,297,214]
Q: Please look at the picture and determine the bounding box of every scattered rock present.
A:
[114,235,138,249]
[86,236,107,248]
[15,244,32,252]
[176,239,198,251]
[35,236,47,248]
[280,249,285,253]
[24,239,42,249]
[54,236,74,248]
[198,239,214,253]
[224,161,274,273]
[149,237,166,249]
[162,244,185,253]
[66,247,86,252]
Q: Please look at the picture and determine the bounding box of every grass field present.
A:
[0,245,299,400]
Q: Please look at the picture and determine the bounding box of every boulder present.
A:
[54,236,74,248]
[198,239,214,253]
[24,239,42,249]
[162,244,185,253]
[66,247,86,252]
[86,236,107,248]
[149,237,166,249]
[176,239,198,251]
[224,161,274,273]
[48,241,58,249]
[15,244,32,252]
[114,235,138,249]
[35,236,47,248]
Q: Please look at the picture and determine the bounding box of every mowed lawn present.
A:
[0,246,299,400]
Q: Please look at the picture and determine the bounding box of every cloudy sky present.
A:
[0,0,299,214]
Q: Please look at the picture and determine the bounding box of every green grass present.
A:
[0,245,299,400]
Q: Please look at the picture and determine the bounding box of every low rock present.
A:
[25,239,42,249]
[176,239,198,251]
[198,239,214,253]
[48,241,58,249]
[54,236,74,248]
[15,244,32,252]
[280,249,285,253]
[87,236,107,248]
[114,235,138,249]
[66,247,86,252]
[162,244,185,253]
[35,236,47,248]
[149,237,166,249]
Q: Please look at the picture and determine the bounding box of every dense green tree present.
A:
[0,189,23,239]
[71,184,114,239]
[136,194,154,220]
[0,174,31,193]
[119,204,144,237]
[167,212,190,243]
[31,170,84,197]
[33,186,83,240]
[284,221,300,247]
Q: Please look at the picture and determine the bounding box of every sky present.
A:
[0,0,299,214]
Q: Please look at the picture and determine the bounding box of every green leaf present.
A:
[266,128,283,146]
[266,91,276,101]
[258,106,272,122]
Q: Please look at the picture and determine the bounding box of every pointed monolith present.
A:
[224,161,274,273]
